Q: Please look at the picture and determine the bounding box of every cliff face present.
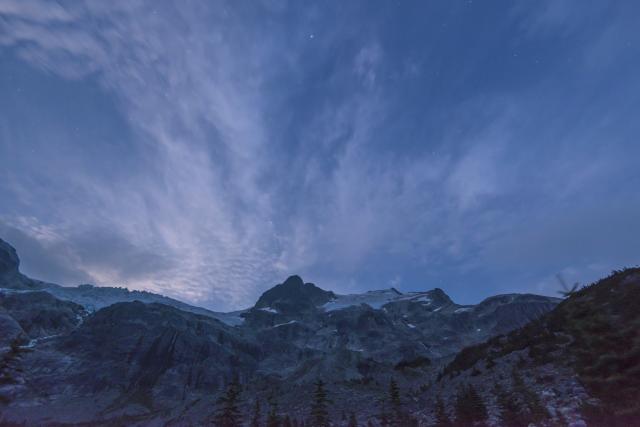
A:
[0,239,19,276]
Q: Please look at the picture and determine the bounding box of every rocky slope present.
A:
[0,237,576,425]
[430,268,640,427]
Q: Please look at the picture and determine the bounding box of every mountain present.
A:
[432,267,640,426]
[0,239,245,326]
[6,237,632,426]
[253,274,335,315]
[0,239,19,276]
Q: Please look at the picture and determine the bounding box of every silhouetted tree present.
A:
[283,414,293,427]
[213,377,242,427]
[556,273,580,298]
[310,380,330,427]
[377,398,390,427]
[388,379,403,426]
[347,411,358,427]
[493,383,527,427]
[434,397,452,427]
[267,397,281,427]
[251,399,262,427]
[511,370,549,424]
[454,384,488,426]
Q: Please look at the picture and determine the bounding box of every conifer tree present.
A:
[309,379,330,427]
[377,398,390,427]
[213,377,242,427]
[511,370,549,424]
[493,383,526,427]
[454,384,488,426]
[434,397,452,427]
[348,411,358,427]
[251,399,262,427]
[267,397,281,427]
[387,379,406,426]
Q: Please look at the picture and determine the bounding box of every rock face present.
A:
[254,275,335,314]
[0,238,56,291]
[0,238,565,425]
[0,291,85,339]
[0,239,19,276]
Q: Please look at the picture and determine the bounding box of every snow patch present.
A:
[21,334,61,349]
[409,295,432,304]
[213,311,247,326]
[273,320,297,328]
[322,289,402,311]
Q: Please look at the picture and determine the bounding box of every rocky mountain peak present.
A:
[280,274,305,289]
[0,238,20,275]
[254,275,335,313]
[425,287,453,305]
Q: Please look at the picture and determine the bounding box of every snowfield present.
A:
[322,288,440,312]
[322,289,402,311]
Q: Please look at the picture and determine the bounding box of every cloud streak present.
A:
[1,1,639,309]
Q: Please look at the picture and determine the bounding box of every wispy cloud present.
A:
[0,1,285,307]
[0,1,638,308]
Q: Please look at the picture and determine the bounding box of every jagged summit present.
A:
[253,279,456,315]
[0,237,557,328]
[254,275,335,314]
[0,238,20,275]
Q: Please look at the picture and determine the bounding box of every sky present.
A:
[1,1,639,311]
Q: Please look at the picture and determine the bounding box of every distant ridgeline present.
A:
[1,237,638,426]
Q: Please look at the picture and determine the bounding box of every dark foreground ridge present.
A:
[0,237,637,426]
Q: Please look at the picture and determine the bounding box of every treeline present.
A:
[213,378,335,427]
[433,369,555,427]
[212,370,552,426]
[212,377,412,427]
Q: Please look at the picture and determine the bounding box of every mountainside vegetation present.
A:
[441,268,640,426]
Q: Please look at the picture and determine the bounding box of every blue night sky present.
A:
[1,1,639,310]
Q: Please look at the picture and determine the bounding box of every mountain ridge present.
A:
[0,238,560,324]
[0,237,571,426]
